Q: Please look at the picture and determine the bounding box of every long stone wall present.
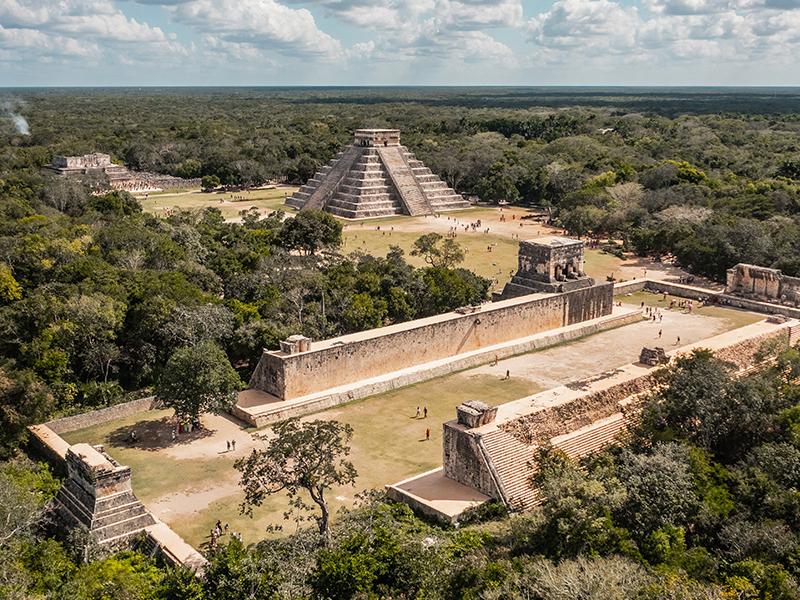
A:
[46,396,159,434]
[250,283,614,401]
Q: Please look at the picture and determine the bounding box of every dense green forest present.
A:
[2,88,800,598]
[4,87,800,280]
[4,348,800,598]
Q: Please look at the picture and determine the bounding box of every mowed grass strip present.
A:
[139,187,298,220]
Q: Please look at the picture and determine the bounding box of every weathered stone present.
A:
[249,284,614,401]
[639,346,668,366]
[286,129,470,218]
[726,263,800,307]
[457,401,498,428]
[53,444,155,546]
[498,236,595,298]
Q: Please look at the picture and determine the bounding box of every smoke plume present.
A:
[3,100,30,135]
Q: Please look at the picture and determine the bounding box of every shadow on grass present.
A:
[107,417,214,451]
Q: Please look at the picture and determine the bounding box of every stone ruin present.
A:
[639,347,669,366]
[457,401,498,429]
[279,334,312,355]
[726,264,800,308]
[498,236,595,299]
[53,443,155,547]
[45,154,200,193]
[286,129,470,218]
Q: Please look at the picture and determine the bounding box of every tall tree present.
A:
[156,341,241,423]
[236,419,357,544]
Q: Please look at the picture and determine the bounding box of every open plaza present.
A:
[58,286,764,547]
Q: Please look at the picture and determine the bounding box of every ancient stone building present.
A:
[49,153,115,173]
[286,129,470,218]
[53,443,155,546]
[498,236,595,299]
[45,154,200,193]
[726,263,800,307]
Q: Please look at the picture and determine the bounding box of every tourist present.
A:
[676,336,681,345]
[423,406,428,418]
[415,406,421,418]
[658,329,662,339]
[226,441,230,452]
[232,440,236,451]
[505,369,510,379]
[425,428,430,441]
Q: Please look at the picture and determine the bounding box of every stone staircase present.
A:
[377,146,433,216]
[286,136,470,218]
[289,145,362,211]
[53,444,156,547]
[325,149,405,218]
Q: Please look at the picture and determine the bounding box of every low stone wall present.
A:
[26,423,205,571]
[237,308,641,427]
[46,396,159,434]
[250,284,614,401]
[441,319,796,510]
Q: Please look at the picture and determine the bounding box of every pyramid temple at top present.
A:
[286,129,470,218]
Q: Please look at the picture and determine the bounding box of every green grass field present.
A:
[62,370,540,547]
[138,187,298,220]
[343,230,519,291]
[623,290,764,330]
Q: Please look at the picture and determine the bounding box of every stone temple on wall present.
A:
[285,129,470,218]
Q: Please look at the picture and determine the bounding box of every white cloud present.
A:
[171,0,343,59]
[0,0,186,65]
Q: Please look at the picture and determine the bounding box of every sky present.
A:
[0,0,798,86]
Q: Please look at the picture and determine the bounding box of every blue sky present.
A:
[1,0,798,86]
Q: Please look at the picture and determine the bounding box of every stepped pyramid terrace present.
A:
[286,129,470,218]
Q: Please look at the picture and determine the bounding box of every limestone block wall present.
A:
[250,283,614,400]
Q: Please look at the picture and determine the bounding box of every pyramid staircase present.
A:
[286,129,470,219]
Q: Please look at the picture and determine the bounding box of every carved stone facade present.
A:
[726,263,800,307]
[53,443,155,546]
[286,129,470,218]
[498,236,595,298]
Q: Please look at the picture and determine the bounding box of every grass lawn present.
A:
[61,370,540,547]
[343,229,519,291]
[138,187,298,220]
[622,290,764,330]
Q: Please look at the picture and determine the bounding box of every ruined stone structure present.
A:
[249,283,614,402]
[639,347,668,366]
[430,319,798,513]
[285,129,470,218]
[53,443,155,546]
[46,154,200,193]
[498,237,594,299]
[726,263,800,307]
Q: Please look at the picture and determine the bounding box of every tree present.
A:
[410,233,465,269]
[277,210,342,256]
[156,341,241,422]
[0,369,54,458]
[236,419,357,544]
[201,175,221,191]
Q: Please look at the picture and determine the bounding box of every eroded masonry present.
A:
[285,129,470,218]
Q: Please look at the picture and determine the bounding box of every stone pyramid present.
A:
[286,129,470,219]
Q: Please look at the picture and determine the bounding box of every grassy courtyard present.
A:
[138,187,298,220]
[63,370,539,547]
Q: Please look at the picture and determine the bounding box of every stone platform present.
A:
[286,129,469,218]
[234,306,642,427]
